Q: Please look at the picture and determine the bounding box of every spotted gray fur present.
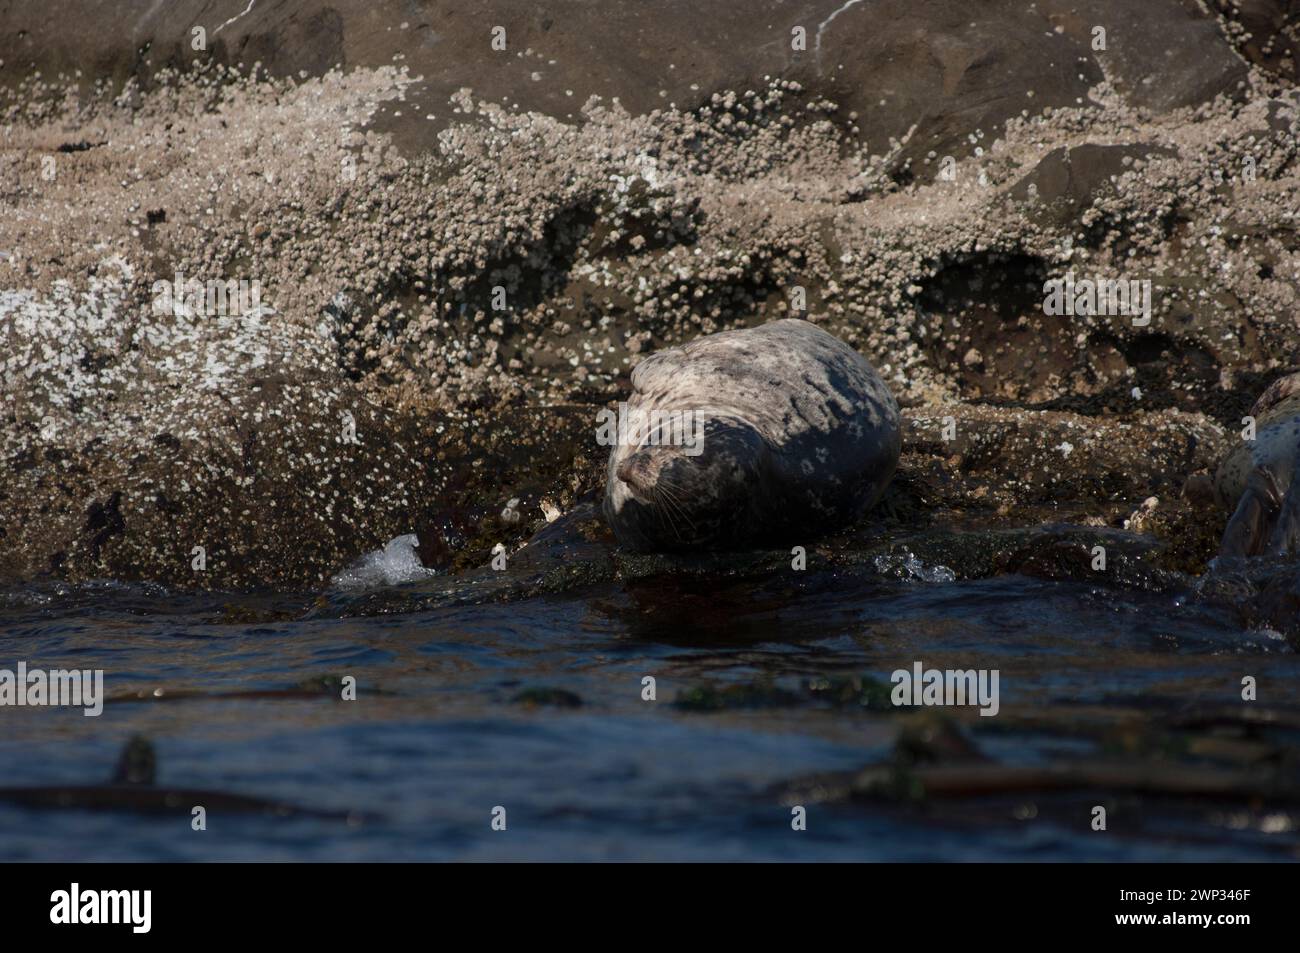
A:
[603,319,901,551]
[1216,371,1300,557]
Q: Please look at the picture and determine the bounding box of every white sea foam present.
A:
[330,534,436,590]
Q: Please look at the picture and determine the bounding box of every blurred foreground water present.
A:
[2,555,1299,861]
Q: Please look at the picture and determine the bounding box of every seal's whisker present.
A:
[657,480,696,522]
[650,485,686,541]
[654,479,696,541]
[660,494,691,538]
[653,479,697,534]
[643,481,686,541]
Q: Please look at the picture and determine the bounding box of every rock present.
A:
[0,0,1294,591]
[903,404,1228,508]
[1208,0,1300,82]
[1038,0,1250,113]
[1007,144,1177,228]
[0,0,1251,172]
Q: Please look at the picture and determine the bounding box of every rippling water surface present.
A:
[3,564,1298,861]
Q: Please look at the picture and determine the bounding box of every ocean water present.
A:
[3,554,1298,862]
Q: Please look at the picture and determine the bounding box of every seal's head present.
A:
[1251,371,1300,422]
[604,416,773,551]
[601,319,901,553]
[1215,369,1300,558]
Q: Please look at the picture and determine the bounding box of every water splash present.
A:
[330,534,436,590]
[872,551,957,583]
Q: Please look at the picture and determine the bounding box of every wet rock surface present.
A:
[0,1,1298,591]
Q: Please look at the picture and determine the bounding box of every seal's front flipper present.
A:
[1265,464,1300,557]
[1219,466,1283,558]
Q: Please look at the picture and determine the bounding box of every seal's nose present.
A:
[616,456,645,490]
[616,451,658,498]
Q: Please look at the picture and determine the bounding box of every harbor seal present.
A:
[1213,372,1300,558]
[602,318,901,551]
